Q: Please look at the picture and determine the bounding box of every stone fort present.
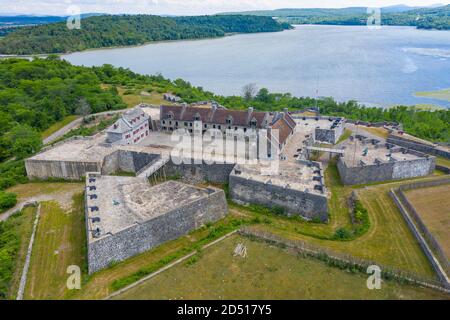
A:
[24,103,437,272]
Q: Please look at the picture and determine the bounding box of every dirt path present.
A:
[0,189,80,222]
[43,109,127,145]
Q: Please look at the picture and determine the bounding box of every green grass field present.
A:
[41,115,79,139]
[24,194,86,300]
[405,184,450,261]
[436,156,450,169]
[102,85,174,108]
[0,206,37,299]
[7,182,84,203]
[336,129,353,145]
[361,126,390,139]
[113,235,447,300]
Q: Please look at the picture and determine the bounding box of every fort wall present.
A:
[229,162,328,222]
[25,159,102,180]
[387,135,450,159]
[86,187,228,273]
[163,159,236,184]
[337,153,435,185]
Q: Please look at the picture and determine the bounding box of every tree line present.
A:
[223,5,450,30]
[286,6,450,30]
[0,15,291,55]
[0,57,126,200]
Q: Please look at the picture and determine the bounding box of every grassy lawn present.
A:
[24,194,86,300]
[68,212,251,300]
[0,206,37,299]
[41,115,79,139]
[360,127,390,139]
[103,85,174,108]
[405,184,450,260]
[436,156,450,169]
[336,129,353,145]
[114,235,447,300]
[7,182,84,203]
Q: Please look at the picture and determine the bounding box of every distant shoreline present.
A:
[0,29,290,58]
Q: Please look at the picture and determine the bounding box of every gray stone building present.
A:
[85,174,228,273]
[337,135,435,185]
[292,116,345,145]
[159,104,296,151]
[229,160,329,222]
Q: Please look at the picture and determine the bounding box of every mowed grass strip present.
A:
[405,184,450,260]
[360,126,390,139]
[0,206,37,299]
[436,156,450,169]
[114,86,172,108]
[113,235,447,300]
[7,182,84,203]
[24,193,86,300]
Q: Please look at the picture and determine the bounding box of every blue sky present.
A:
[1,0,448,16]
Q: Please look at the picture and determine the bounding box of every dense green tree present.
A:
[0,15,291,55]
[0,192,17,212]
[4,125,42,160]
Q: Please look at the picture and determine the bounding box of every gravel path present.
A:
[43,109,126,145]
[0,189,80,222]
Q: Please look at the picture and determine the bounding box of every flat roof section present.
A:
[232,161,327,196]
[85,175,213,242]
[295,117,343,131]
[30,135,115,163]
[341,138,428,167]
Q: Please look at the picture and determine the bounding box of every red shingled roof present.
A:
[161,105,269,128]
[284,113,296,128]
[160,105,184,120]
[270,116,295,146]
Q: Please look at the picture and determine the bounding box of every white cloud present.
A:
[0,0,448,15]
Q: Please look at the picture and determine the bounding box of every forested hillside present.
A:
[0,15,291,55]
[221,5,450,30]
[0,57,125,194]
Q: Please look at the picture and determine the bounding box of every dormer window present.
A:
[167,112,174,119]
[226,115,233,125]
[194,113,201,121]
[250,118,257,127]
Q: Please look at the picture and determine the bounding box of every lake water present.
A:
[64,25,450,108]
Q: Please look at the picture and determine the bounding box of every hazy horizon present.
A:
[0,1,448,16]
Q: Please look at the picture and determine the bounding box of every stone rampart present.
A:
[387,135,450,159]
[86,187,228,273]
[229,175,328,222]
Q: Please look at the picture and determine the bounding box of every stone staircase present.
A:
[137,154,170,178]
